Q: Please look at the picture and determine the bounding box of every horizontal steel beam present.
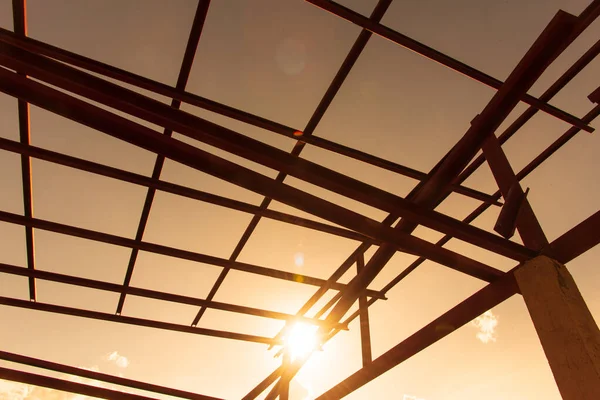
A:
[0,366,160,400]
[0,210,385,299]
[0,350,221,400]
[0,296,281,345]
[0,137,375,244]
[0,27,500,207]
[0,263,346,329]
[0,70,508,282]
[0,42,527,261]
[549,210,600,264]
[305,0,596,133]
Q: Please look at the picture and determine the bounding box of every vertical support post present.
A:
[279,353,290,400]
[357,253,373,366]
[12,0,36,301]
[514,256,600,399]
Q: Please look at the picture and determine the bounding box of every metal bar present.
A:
[297,134,500,205]
[0,210,385,299]
[0,350,222,400]
[549,210,600,264]
[315,271,521,399]
[11,0,35,300]
[0,366,160,400]
[0,73,508,284]
[0,263,345,329]
[305,0,597,133]
[117,0,211,314]
[357,253,372,366]
[0,138,373,244]
[0,28,499,207]
[0,42,528,266]
[589,85,600,103]
[0,296,281,345]
[456,39,599,185]
[279,353,291,400]
[481,134,548,249]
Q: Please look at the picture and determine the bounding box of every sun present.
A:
[284,322,319,361]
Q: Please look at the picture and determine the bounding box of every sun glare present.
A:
[285,322,319,361]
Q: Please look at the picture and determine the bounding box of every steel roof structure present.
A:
[1,0,599,399]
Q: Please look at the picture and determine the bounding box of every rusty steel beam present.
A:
[459,37,600,180]
[0,210,385,299]
[0,28,499,208]
[481,134,548,249]
[0,72,509,283]
[549,211,600,264]
[357,253,373,367]
[0,366,160,400]
[0,296,281,345]
[305,0,597,133]
[0,263,345,330]
[0,39,529,262]
[0,138,374,244]
[0,350,222,400]
[12,0,35,300]
[194,0,395,328]
[117,0,211,315]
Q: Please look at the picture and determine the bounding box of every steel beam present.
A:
[481,134,548,249]
[0,70,509,282]
[0,28,499,207]
[0,296,281,345]
[0,263,345,329]
[0,138,373,243]
[305,0,597,133]
[458,38,600,182]
[549,210,600,264]
[0,350,222,400]
[0,367,160,400]
[0,210,385,299]
[0,41,532,262]
[357,253,372,366]
[117,0,211,314]
[12,0,35,300]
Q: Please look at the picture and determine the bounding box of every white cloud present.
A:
[470,310,499,344]
[403,395,425,400]
[106,351,129,369]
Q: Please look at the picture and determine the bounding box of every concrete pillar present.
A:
[514,255,600,399]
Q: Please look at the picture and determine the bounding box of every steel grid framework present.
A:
[0,0,599,399]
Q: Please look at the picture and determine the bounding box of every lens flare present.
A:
[285,322,318,361]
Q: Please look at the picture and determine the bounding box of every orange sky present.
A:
[0,0,599,399]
